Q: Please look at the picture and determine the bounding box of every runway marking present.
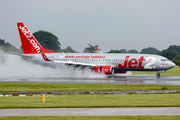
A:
[0,89,180,96]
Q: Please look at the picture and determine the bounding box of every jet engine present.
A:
[93,66,114,74]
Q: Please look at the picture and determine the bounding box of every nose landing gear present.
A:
[156,70,166,78]
[156,73,160,77]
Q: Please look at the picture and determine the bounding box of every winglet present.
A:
[97,48,101,53]
[97,48,103,54]
[40,50,51,61]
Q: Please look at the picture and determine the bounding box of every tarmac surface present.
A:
[0,108,180,116]
[1,75,180,116]
[1,75,180,85]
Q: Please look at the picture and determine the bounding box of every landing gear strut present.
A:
[156,73,160,77]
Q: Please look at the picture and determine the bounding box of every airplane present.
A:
[17,22,176,77]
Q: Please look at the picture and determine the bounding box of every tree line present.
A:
[0,39,22,53]
[0,30,179,65]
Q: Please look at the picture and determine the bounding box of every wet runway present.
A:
[1,76,180,116]
[1,75,180,85]
[1,108,180,116]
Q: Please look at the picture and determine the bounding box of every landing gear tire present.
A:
[156,73,160,77]
[111,67,114,74]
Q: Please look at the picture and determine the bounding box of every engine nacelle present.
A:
[93,66,114,74]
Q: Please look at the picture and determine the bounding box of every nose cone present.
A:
[169,61,176,68]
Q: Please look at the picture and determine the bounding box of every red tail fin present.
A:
[17,22,56,54]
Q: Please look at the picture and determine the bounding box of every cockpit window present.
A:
[161,59,169,61]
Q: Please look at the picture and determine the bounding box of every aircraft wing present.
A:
[55,60,97,68]
[9,53,33,58]
[40,50,98,68]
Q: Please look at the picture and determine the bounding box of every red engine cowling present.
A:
[93,66,114,74]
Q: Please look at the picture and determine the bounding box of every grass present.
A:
[0,94,180,108]
[132,67,180,76]
[1,82,180,92]
[0,116,180,120]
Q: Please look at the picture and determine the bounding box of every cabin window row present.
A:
[42,58,128,62]
[45,59,111,61]
[113,59,124,61]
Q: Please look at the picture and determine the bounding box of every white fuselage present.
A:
[23,53,176,72]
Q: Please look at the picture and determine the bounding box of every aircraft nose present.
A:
[170,61,176,68]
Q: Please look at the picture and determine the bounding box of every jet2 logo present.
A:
[19,25,41,53]
[118,56,156,69]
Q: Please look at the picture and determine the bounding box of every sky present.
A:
[0,0,180,52]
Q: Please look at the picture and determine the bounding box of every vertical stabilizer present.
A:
[17,22,56,54]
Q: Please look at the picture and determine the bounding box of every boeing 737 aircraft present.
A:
[17,22,176,77]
